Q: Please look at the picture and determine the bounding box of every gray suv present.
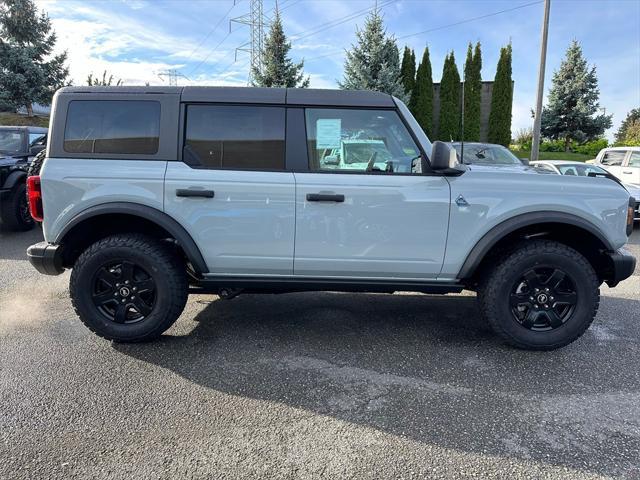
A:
[26,86,636,350]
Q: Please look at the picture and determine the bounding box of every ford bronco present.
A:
[26,86,636,350]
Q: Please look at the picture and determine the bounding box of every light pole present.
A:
[530,0,551,162]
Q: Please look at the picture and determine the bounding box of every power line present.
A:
[304,0,543,63]
[291,0,396,41]
[183,1,240,65]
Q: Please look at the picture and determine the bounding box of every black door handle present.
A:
[176,189,215,198]
[306,193,345,202]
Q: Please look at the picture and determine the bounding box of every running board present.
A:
[189,276,464,295]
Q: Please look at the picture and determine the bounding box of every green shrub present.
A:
[539,140,566,152]
[574,138,608,157]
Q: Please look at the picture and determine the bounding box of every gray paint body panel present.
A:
[164,162,296,275]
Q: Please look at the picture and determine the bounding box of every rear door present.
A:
[164,104,296,275]
[293,107,450,279]
[623,151,640,185]
[599,150,627,180]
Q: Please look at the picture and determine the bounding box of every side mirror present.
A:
[430,141,459,170]
[520,157,530,165]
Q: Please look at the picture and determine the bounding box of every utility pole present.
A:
[157,69,189,86]
[530,0,551,162]
[231,0,265,84]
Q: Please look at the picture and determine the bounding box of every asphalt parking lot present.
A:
[1,226,639,479]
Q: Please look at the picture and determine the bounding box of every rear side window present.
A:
[184,105,285,170]
[601,150,626,166]
[64,100,160,155]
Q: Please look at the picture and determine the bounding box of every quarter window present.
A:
[184,105,285,170]
[64,100,160,154]
[304,108,422,174]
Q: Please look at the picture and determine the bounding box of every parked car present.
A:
[0,126,47,230]
[594,146,640,185]
[531,160,639,222]
[26,86,636,350]
[451,142,526,166]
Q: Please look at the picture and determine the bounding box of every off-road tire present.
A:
[0,182,34,231]
[27,150,46,177]
[478,240,600,350]
[70,234,188,342]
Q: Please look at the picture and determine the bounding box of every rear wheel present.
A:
[478,240,599,350]
[0,183,34,231]
[70,234,188,342]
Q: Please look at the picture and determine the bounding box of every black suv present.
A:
[0,126,47,230]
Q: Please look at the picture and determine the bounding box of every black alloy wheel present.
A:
[92,260,157,324]
[509,266,578,331]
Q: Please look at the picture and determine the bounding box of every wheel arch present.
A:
[459,211,615,282]
[3,170,27,191]
[55,202,208,275]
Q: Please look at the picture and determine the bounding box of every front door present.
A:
[164,104,295,276]
[293,107,451,279]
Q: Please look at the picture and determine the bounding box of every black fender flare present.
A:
[3,170,27,191]
[55,202,208,274]
[457,211,614,279]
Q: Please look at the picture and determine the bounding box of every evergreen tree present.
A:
[400,46,416,97]
[251,8,309,88]
[438,51,461,141]
[339,9,406,101]
[0,0,69,116]
[463,42,482,141]
[87,70,122,86]
[488,43,513,146]
[410,46,434,137]
[614,108,640,145]
[540,40,612,151]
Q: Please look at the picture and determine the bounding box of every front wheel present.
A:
[478,240,600,350]
[70,234,188,342]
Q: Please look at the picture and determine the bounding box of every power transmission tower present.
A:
[231,0,265,83]
[157,69,189,86]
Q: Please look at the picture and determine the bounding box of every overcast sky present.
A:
[35,0,640,140]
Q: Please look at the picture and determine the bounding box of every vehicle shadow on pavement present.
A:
[115,291,640,477]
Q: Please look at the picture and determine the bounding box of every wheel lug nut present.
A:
[125,280,130,285]
[544,304,548,309]
[132,287,137,291]
[534,305,538,309]
[529,297,534,301]
[121,299,126,303]
[131,296,135,299]
[114,292,118,297]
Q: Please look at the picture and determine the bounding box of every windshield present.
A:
[0,130,25,155]
[453,144,522,165]
[557,164,608,176]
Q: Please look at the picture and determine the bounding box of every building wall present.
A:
[431,81,497,142]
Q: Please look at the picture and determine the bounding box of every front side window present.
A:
[184,105,285,170]
[601,151,626,166]
[628,152,640,166]
[305,108,422,174]
[29,133,46,147]
[64,100,160,155]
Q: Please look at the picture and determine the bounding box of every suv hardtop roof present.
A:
[0,125,48,134]
[55,86,396,108]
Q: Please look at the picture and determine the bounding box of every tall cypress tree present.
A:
[339,9,406,101]
[438,51,461,141]
[400,46,416,97]
[251,8,309,88]
[488,43,513,146]
[463,42,482,141]
[410,46,434,137]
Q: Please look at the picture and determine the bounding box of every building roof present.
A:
[56,86,396,108]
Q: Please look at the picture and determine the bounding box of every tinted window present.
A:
[29,133,46,146]
[601,150,626,166]
[628,152,640,166]
[64,100,160,154]
[184,105,285,170]
[0,130,24,154]
[305,108,422,174]
[557,164,607,176]
[453,144,521,165]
